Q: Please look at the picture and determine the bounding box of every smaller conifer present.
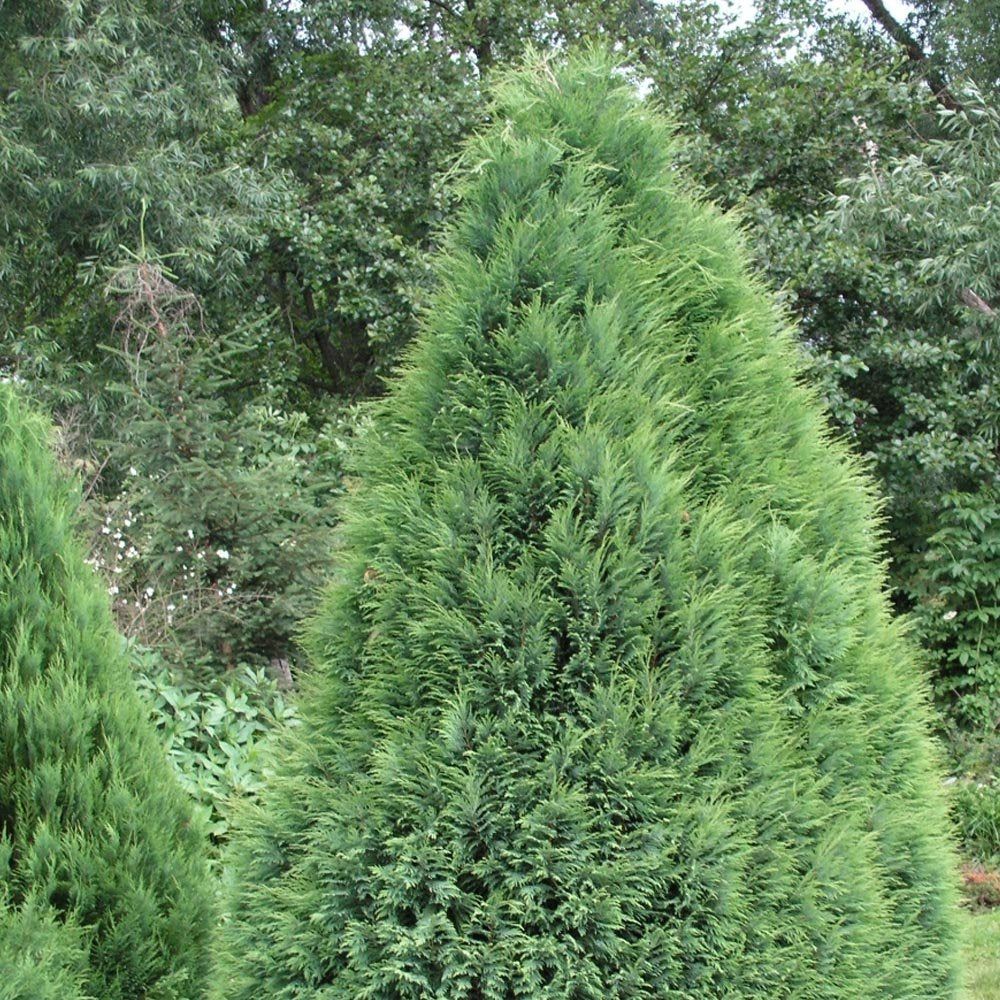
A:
[0,386,213,999]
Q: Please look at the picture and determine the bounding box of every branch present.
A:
[426,0,460,20]
[960,287,997,317]
[859,0,961,111]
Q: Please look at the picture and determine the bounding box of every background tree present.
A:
[210,0,750,394]
[0,0,279,409]
[86,253,349,678]
[0,385,213,999]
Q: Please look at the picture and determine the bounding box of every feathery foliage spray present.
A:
[220,51,959,999]
[0,386,213,999]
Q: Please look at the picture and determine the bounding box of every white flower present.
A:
[216,548,230,561]
[101,525,111,535]
[108,585,119,596]
[145,586,155,598]
[943,610,958,621]
[166,603,176,612]
[176,545,184,552]
[187,529,195,540]
[128,466,138,476]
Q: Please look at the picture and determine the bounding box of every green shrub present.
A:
[947,731,1000,864]
[0,900,91,1000]
[907,490,1000,729]
[0,385,213,999]
[83,259,350,680]
[954,779,1000,865]
[133,651,299,846]
[219,52,959,998]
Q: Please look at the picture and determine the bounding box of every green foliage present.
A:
[781,92,1000,725]
[954,779,1000,866]
[240,35,476,393]
[0,386,213,999]
[665,3,930,220]
[909,491,1000,727]
[906,0,1000,96]
[219,52,959,998]
[134,653,298,845]
[0,901,91,1000]
[81,257,349,678]
[0,0,276,345]
[227,0,684,393]
[947,732,1000,865]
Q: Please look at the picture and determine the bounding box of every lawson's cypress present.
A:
[219,52,959,999]
[0,386,213,999]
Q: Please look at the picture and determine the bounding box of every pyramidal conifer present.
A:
[220,52,959,999]
[0,386,213,999]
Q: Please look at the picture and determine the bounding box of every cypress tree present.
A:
[220,52,959,998]
[0,386,213,999]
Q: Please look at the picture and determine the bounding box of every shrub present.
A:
[954,780,1000,865]
[133,651,299,847]
[0,900,90,1000]
[0,385,213,999]
[947,730,1000,864]
[219,52,959,998]
[83,258,349,680]
[907,489,1000,729]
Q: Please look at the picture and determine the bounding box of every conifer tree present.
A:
[220,51,959,999]
[0,386,213,999]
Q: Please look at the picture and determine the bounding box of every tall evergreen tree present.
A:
[219,51,959,998]
[0,386,213,999]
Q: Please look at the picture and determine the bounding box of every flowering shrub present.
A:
[81,263,356,679]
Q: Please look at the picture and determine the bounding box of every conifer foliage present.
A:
[220,52,959,998]
[0,387,212,999]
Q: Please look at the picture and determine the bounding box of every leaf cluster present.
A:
[134,655,299,846]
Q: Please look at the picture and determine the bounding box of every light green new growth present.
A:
[220,50,960,998]
[0,387,213,1000]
